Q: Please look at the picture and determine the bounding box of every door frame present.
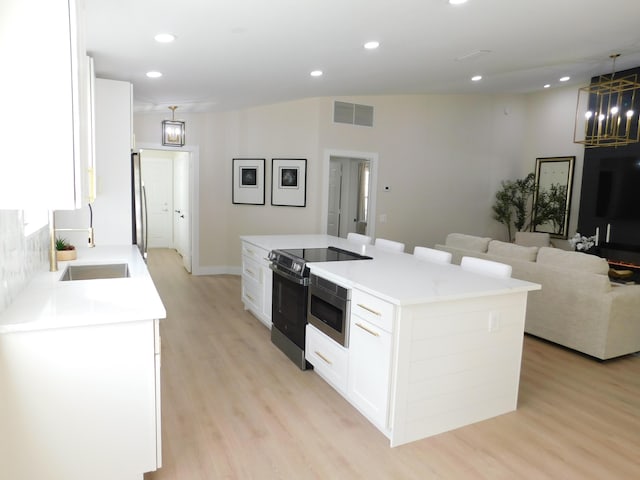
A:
[137,142,201,275]
[321,149,378,240]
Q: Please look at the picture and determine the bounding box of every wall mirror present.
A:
[533,156,575,239]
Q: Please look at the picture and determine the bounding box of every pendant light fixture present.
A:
[574,54,640,148]
[162,106,185,146]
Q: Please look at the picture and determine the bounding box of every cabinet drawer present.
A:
[242,275,261,312]
[242,242,269,264]
[351,289,395,333]
[242,255,262,284]
[306,324,348,395]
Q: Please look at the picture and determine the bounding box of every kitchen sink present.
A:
[60,263,130,281]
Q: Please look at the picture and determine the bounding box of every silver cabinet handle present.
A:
[356,322,380,337]
[315,351,332,365]
[357,303,382,316]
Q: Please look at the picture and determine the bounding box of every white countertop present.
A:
[241,234,540,306]
[0,246,166,334]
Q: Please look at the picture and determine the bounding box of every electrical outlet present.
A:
[379,213,387,223]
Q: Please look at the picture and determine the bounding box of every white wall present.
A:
[134,90,584,271]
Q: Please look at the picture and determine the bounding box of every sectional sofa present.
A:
[435,233,640,360]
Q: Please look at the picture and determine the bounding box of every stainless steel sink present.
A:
[60,263,130,281]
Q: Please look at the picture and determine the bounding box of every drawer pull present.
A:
[245,294,255,302]
[356,322,380,337]
[315,351,332,365]
[245,268,255,276]
[357,303,382,316]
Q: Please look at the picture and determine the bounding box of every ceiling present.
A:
[85,0,640,114]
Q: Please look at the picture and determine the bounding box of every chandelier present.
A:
[573,54,640,148]
[162,106,185,146]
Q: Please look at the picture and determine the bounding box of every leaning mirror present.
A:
[532,156,575,239]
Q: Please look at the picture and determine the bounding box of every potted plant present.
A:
[55,237,77,261]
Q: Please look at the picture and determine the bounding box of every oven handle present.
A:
[269,264,309,286]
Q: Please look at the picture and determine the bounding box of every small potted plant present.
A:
[55,237,77,261]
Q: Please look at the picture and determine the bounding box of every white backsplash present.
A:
[0,210,49,313]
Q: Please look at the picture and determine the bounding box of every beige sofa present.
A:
[435,233,640,360]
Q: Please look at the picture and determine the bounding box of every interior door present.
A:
[173,152,191,272]
[141,156,173,248]
[327,159,342,236]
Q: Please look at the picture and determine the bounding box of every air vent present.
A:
[333,101,374,127]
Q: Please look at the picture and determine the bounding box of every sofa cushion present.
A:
[488,240,538,262]
[536,247,609,275]
[514,232,551,248]
[445,233,491,253]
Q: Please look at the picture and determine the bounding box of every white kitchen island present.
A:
[0,246,166,480]
[241,235,540,447]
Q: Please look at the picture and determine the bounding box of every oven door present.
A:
[307,275,350,347]
[271,267,308,351]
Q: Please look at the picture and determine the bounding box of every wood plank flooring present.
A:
[144,248,640,479]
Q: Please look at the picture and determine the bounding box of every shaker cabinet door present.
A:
[347,314,392,430]
[0,0,88,209]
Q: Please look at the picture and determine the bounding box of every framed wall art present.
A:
[232,158,265,205]
[271,158,307,207]
[533,156,575,239]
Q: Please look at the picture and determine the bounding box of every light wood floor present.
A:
[144,248,640,480]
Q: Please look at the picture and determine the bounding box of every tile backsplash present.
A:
[0,210,49,313]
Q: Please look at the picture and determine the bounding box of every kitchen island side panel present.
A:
[390,291,527,447]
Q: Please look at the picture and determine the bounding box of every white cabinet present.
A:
[348,288,394,432]
[241,241,272,328]
[306,324,349,395]
[0,0,91,209]
[0,318,162,479]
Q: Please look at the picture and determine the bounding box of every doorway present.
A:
[323,150,378,239]
[139,147,194,273]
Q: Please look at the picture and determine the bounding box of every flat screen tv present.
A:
[595,156,640,220]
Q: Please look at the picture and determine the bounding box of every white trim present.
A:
[136,142,201,275]
[322,148,379,240]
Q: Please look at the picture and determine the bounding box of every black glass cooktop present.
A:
[281,246,372,262]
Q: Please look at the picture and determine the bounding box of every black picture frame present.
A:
[232,158,265,205]
[271,158,307,207]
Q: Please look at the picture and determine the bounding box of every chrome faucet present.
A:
[49,205,95,272]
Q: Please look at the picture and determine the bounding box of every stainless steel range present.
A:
[268,246,372,369]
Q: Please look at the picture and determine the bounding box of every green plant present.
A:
[492,172,567,240]
[492,173,536,240]
[55,237,75,251]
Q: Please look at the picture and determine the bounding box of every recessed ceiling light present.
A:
[154,33,176,43]
[310,70,323,77]
[471,75,482,82]
[146,71,163,78]
[543,84,551,89]
[559,76,570,82]
[364,41,380,50]
[449,0,468,5]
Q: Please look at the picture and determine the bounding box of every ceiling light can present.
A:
[154,33,176,43]
[146,71,163,78]
[364,41,380,50]
[471,75,482,82]
[310,70,323,77]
